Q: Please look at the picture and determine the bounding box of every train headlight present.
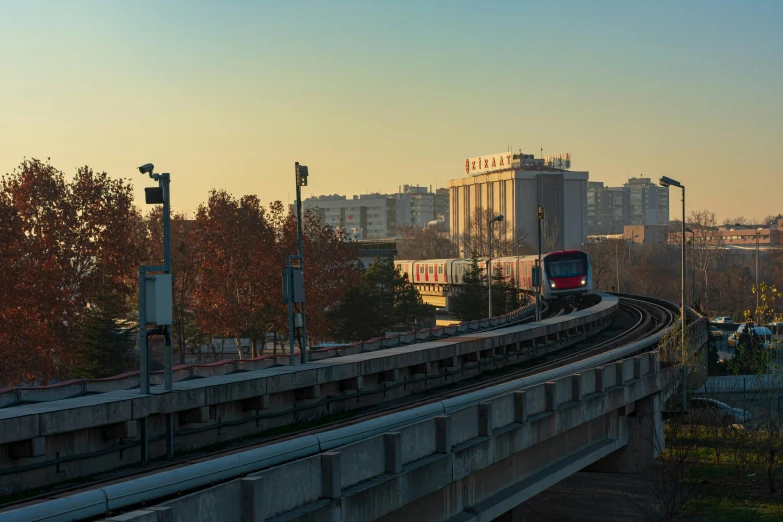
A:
[550,282,556,289]
[581,277,587,286]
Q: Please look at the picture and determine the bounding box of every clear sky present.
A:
[1,1,780,222]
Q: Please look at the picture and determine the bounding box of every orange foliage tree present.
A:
[191,190,277,358]
[0,159,143,385]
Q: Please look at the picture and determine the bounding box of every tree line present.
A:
[0,159,426,386]
[584,209,783,320]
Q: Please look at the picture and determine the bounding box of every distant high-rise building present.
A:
[300,194,398,238]
[587,177,669,235]
[299,185,450,238]
[587,182,624,235]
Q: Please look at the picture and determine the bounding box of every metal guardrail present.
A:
[0,304,540,406]
[310,302,538,359]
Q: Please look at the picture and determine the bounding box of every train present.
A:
[394,250,593,303]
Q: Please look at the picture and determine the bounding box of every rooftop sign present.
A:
[465,152,514,175]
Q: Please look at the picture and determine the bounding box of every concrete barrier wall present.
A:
[86,349,662,522]
[0,296,619,496]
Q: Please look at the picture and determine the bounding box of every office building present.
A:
[448,151,589,253]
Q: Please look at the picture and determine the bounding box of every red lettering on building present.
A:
[471,161,476,170]
[491,157,496,167]
[465,159,470,174]
[506,154,511,164]
[484,159,488,168]
[499,156,504,166]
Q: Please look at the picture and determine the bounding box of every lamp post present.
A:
[516,236,527,305]
[626,234,640,264]
[734,223,761,319]
[685,227,695,306]
[659,176,686,413]
[487,214,504,318]
[293,162,309,364]
[537,206,544,322]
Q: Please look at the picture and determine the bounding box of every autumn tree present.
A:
[192,190,276,358]
[0,159,143,385]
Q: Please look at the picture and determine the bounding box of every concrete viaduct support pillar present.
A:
[587,392,662,473]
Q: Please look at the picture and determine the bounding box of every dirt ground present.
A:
[525,472,652,522]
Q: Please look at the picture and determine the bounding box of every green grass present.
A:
[664,424,783,521]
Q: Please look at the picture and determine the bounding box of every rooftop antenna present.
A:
[540,146,543,159]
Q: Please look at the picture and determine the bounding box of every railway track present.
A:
[0,295,676,515]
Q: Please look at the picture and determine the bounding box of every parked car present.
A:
[709,326,724,339]
[686,398,751,426]
[768,322,783,335]
[713,317,735,324]
[733,324,777,349]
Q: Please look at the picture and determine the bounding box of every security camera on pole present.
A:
[136,163,174,463]
[282,162,309,366]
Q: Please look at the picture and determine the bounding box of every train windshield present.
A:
[546,254,586,278]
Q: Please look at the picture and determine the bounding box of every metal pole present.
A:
[756,231,760,317]
[295,164,308,364]
[615,240,620,292]
[681,186,687,414]
[138,267,149,465]
[537,211,542,322]
[488,218,493,318]
[287,258,295,367]
[691,237,695,306]
[161,174,172,391]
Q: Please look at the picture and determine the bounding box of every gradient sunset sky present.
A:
[1,1,780,221]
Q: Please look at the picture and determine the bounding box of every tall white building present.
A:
[448,151,589,253]
[301,194,399,238]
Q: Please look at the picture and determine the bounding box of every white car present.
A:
[687,398,751,426]
[713,317,735,324]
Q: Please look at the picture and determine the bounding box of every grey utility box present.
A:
[282,268,305,303]
[146,274,173,325]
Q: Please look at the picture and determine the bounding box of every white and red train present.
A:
[395,250,593,302]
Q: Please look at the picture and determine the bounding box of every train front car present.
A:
[541,250,592,303]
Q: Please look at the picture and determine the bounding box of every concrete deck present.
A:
[0,296,618,496]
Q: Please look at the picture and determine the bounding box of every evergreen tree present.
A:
[395,282,436,330]
[73,292,137,378]
[451,257,487,321]
[329,257,434,341]
[491,268,521,315]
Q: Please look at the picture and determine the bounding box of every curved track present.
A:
[0,295,677,514]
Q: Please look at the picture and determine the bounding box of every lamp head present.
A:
[658,175,681,188]
[490,214,504,223]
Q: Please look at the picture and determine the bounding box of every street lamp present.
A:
[536,206,544,321]
[685,227,695,306]
[659,175,687,413]
[488,214,504,318]
[734,223,762,319]
[516,236,528,305]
